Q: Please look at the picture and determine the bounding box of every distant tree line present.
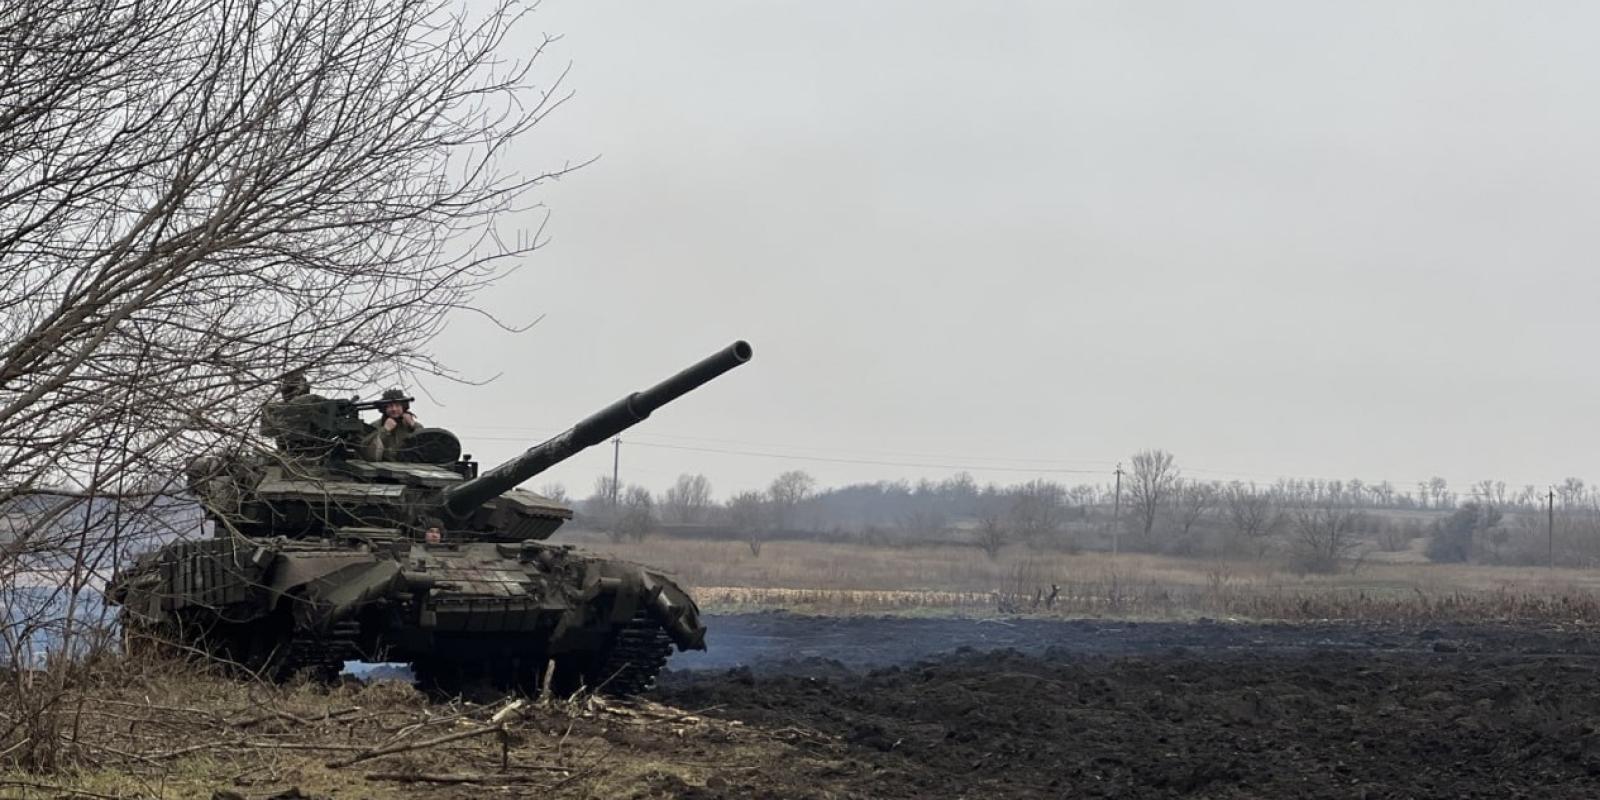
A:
[555,452,1600,572]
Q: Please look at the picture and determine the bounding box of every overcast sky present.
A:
[422,1,1600,501]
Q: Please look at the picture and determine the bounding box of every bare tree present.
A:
[1173,481,1217,549]
[975,506,1008,560]
[585,475,620,532]
[1127,449,1178,545]
[2,0,567,496]
[1005,480,1069,548]
[726,490,768,557]
[662,473,713,525]
[539,483,569,504]
[1346,478,1366,506]
[895,509,948,544]
[1428,476,1452,509]
[1558,477,1586,509]
[1372,481,1396,506]
[1289,497,1366,574]
[615,485,656,543]
[1223,482,1284,559]
[767,470,815,531]
[1516,484,1541,510]
[1,0,564,770]
[1471,479,1502,509]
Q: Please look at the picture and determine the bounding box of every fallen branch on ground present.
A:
[327,723,504,768]
[0,779,129,800]
[232,706,361,729]
[364,771,557,785]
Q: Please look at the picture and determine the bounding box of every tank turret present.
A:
[186,341,751,544]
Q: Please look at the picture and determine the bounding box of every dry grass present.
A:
[574,533,1600,622]
[0,654,800,799]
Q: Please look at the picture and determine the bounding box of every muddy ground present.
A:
[18,614,1600,799]
[652,613,1600,799]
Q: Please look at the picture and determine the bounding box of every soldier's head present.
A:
[279,369,310,401]
[380,388,410,419]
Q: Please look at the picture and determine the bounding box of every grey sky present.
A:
[425,1,1600,499]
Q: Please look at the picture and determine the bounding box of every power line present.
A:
[450,427,1566,490]
[452,424,1120,468]
[623,441,1112,475]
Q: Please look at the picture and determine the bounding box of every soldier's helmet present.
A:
[380,388,410,411]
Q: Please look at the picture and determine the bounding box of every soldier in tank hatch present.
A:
[279,368,310,401]
[363,387,422,460]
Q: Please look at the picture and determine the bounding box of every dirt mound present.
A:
[661,645,1600,798]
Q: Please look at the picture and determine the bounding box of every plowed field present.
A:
[654,614,1600,799]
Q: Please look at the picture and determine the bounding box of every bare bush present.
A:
[1288,500,1366,574]
[1376,519,1412,552]
[726,490,768,557]
[995,559,1059,614]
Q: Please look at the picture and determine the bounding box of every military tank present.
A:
[107,341,752,696]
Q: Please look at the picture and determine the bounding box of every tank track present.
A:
[274,621,362,682]
[588,611,675,696]
[411,613,675,699]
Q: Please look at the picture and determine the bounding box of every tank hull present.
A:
[108,536,704,695]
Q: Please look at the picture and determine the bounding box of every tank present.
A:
[106,341,753,696]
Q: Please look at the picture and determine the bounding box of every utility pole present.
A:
[1548,487,1556,570]
[611,436,622,510]
[1112,464,1123,558]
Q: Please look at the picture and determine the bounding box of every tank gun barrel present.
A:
[440,341,753,518]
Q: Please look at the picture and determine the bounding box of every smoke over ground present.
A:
[667,612,1600,674]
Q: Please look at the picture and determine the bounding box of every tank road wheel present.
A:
[213,616,297,682]
[553,611,675,698]
[412,658,468,696]
[413,614,675,700]
[493,656,544,697]
[226,618,356,685]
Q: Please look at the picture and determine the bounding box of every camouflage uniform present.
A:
[363,388,421,461]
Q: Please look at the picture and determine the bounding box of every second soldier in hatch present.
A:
[363,388,422,461]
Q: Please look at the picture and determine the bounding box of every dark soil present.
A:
[653,614,1600,799]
